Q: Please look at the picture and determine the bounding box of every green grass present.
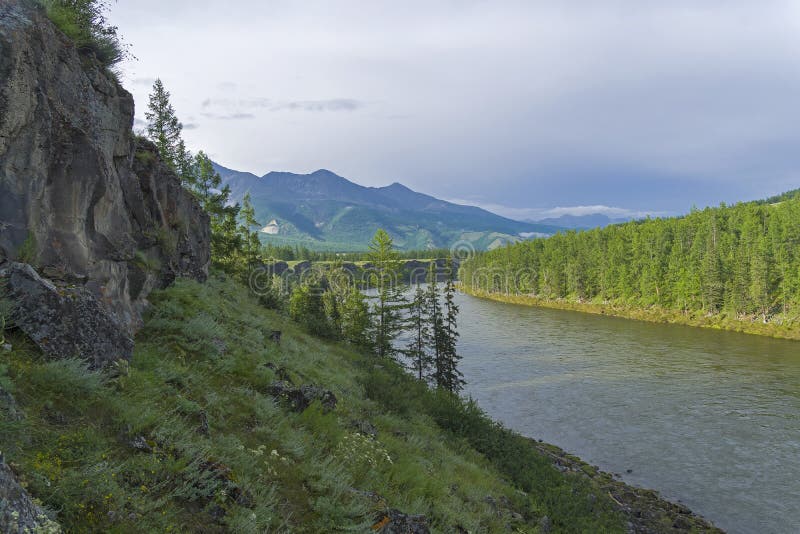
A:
[38,0,126,69]
[0,275,626,532]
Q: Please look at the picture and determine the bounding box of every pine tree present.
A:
[406,285,433,382]
[340,287,371,347]
[436,262,464,393]
[289,277,333,338]
[366,229,407,358]
[239,193,261,269]
[145,79,187,174]
[426,263,444,381]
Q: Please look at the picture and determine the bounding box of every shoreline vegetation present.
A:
[463,287,800,341]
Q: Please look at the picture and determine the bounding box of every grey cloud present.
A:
[132,77,156,86]
[183,123,199,130]
[201,98,364,112]
[110,0,800,214]
[200,112,255,121]
[273,99,364,112]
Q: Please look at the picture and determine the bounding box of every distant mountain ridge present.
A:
[529,213,633,229]
[212,163,563,251]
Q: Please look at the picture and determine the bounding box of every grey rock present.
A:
[350,419,378,438]
[262,261,289,276]
[0,385,22,421]
[0,0,210,334]
[3,262,133,367]
[374,509,430,534]
[538,515,552,533]
[0,455,60,533]
[266,381,337,412]
[1,343,10,352]
[130,435,153,453]
[264,362,290,381]
[292,261,312,274]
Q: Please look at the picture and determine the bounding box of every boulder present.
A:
[373,509,430,534]
[0,455,60,533]
[266,381,337,412]
[0,385,22,422]
[2,262,133,367]
[292,261,312,275]
[0,0,210,334]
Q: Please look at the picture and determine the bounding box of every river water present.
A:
[452,292,800,534]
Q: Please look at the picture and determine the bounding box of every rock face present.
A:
[0,0,210,333]
[0,455,60,534]
[2,262,134,367]
[374,509,430,534]
[267,381,338,413]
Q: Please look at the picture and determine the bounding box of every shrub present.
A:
[38,0,128,69]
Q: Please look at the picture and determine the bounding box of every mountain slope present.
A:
[213,163,561,251]
[0,276,719,532]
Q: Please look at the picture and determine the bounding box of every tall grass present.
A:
[0,274,626,532]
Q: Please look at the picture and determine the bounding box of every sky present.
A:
[110,0,800,221]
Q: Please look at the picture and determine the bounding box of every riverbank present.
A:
[463,289,800,341]
[529,439,721,532]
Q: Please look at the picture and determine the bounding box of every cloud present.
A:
[538,205,668,220]
[446,199,667,222]
[201,97,364,112]
[109,1,800,213]
[200,112,255,121]
[131,77,156,86]
[273,99,363,112]
[183,123,199,130]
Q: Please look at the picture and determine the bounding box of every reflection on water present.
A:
[454,292,800,534]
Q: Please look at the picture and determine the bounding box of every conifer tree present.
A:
[427,263,444,384]
[435,260,464,393]
[145,79,187,174]
[340,287,371,347]
[239,193,261,269]
[366,229,407,358]
[406,285,433,381]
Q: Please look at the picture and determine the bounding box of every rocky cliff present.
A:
[0,0,210,333]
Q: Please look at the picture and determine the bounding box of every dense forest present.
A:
[461,192,800,323]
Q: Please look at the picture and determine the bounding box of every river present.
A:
[452,292,800,534]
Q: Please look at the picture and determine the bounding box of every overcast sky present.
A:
[110,0,800,220]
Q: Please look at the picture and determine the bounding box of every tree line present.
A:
[261,243,452,262]
[145,81,464,393]
[460,195,800,323]
[287,230,464,393]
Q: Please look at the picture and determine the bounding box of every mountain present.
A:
[212,163,563,251]
[529,213,633,229]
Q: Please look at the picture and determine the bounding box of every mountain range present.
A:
[212,163,562,251]
[529,213,634,229]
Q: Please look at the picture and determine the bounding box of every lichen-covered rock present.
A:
[0,455,61,533]
[2,262,133,367]
[0,0,210,333]
[373,509,430,534]
[267,381,338,412]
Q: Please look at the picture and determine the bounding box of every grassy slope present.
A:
[464,288,800,341]
[0,275,634,533]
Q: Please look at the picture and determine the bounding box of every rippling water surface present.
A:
[453,293,800,534]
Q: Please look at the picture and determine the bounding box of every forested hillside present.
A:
[461,192,800,335]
